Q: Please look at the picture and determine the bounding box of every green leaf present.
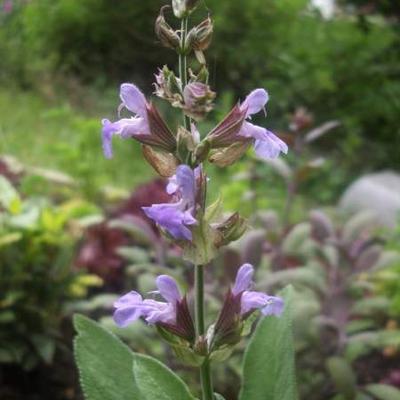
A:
[132,354,196,400]
[365,384,400,400]
[214,394,226,400]
[326,357,357,400]
[73,314,140,400]
[74,315,196,400]
[239,286,298,400]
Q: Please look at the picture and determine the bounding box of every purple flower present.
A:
[232,263,284,316]
[207,89,288,162]
[238,89,288,160]
[114,275,180,327]
[101,83,175,158]
[212,263,283,349]
[113,275,195,341]
[143,165,198,240]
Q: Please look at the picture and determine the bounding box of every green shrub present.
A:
[0,176,101,369]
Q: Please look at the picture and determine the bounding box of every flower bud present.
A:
[172,0,200,19]
[183,82,216,120]
[154,66,183,106]
[155,7,180,50]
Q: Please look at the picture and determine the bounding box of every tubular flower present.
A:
[101,83,175,158]
[207,88,288,160]
[238,89,288,159]
[113,275,195,342]
[232,263,284,316]
[211,263,283,349]
[142,165,198,240]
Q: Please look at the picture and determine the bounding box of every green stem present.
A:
[179,16,213,400]
[195,265,214,400]
[179,17,191,131]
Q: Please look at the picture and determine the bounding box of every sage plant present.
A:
[77,1,294,400]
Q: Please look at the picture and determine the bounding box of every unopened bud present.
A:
[183,82,215,120]
[154,66,183,106]
[155,7,180,50]
[216,212,248,247]
[172,0,200,19]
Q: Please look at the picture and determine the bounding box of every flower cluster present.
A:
[113,264,283,353]
[102,0,288,369]
[102,84,287,165]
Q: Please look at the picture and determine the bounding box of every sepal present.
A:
[207,104,247,148]
[155,7,180,50]
[142,145,179,177]
[215,212,248,247]
[209,141,251,167]
[176,126,197,164]
[145,103,176,152]
[186,16,213,63]
[180,216,220,264]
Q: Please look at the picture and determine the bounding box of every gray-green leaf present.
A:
[133,354,196,400]
[74,314,196,400]
[365,384,400,400]
[239,286,298,400]
[74,314,140,400]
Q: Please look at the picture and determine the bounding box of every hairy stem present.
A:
[178,16,213,400]
[179,17,191,131]
[195,265,214,400]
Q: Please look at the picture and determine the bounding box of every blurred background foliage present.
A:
[0,0,399,181]
[1,0,400,399]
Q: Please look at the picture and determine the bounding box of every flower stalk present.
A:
[179,17,191,131]
[179,13,214,397]
[103,2,288,399]
[195,265,214,400]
